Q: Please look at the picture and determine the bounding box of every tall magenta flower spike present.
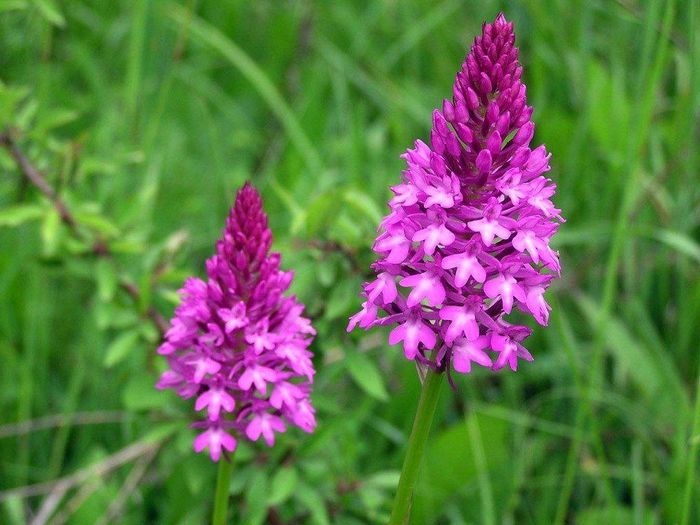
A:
[349,13,563,381]
[157,183,316,462]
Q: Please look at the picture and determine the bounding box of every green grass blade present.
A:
[168,4,323,173]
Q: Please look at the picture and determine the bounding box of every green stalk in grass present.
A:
[584,0,675,506]
[389,369,444,525]
[680,2,700,521]
[154,184,319,522]
[347,12,565,524]
[680,357,700,524]
[212,456,234,525]
[168,6,323,174]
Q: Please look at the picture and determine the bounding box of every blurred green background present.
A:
[1,0,699,524]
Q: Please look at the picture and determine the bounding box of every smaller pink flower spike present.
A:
[157,183,317,461]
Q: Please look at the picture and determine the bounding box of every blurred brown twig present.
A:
[0,129,168,336]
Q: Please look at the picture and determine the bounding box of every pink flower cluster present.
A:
[348,13,562,377]
[157,183,316,461]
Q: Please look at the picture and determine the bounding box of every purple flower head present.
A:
[348,14,563,379]
[157,183,316,461]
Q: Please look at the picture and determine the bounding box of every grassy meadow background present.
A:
[1,0,699,523]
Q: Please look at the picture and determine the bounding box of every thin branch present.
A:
[0,411,128,439]
[0,129,168,336]
[29,485,66,525]
[94,447,158,525]
[0,440,161,502]
[46,477,102,525]
[0,131,77,231]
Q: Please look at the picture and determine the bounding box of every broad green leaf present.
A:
[345,350,389,401]
[413,413,509,524]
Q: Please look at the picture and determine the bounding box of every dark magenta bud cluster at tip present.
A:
[348,13,563,377]
[157,183,316,462]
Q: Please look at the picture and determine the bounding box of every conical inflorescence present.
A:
[348,13,563,377]
[158,183,316,461]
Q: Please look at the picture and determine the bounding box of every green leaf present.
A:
[0,2,28,14]
[142,421,180,443]
[317,258,337,288]
[94,301,138,330]
[40,207,61,256]
[244,470,269,525]
[104,330,141,368]
[33,108,78,136]
[324,278,359,320]
[0,204,44,227]
[576,506,635,525]
[31,0,65,27]
[328,212,364,247]
[122,374,167,411]
[652,229,700,263]
[342,188,383,225]
[303,190,340,236]
[0,82,30,128]
[73,209,121,237]
[170,6,322,173]
[267,467,298,506]
[0,496,25,525]
[575,294,661,399]
[413,413,509,524]
[345,350,388,401]
[365,470,401,489]
[95,259,118,302]
[295,483,330,525]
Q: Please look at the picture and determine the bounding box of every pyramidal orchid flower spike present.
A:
[352,15,564,524]
[348,13,562,381]
[157,183,317,463]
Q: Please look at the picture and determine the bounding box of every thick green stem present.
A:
[212,456,234,525]
[389,369,444,525]
[680,355,700,525]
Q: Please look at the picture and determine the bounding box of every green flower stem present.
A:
[212,455,234,525]
[389,369,444,525]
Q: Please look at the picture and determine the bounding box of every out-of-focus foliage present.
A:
[0,1,699,524]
